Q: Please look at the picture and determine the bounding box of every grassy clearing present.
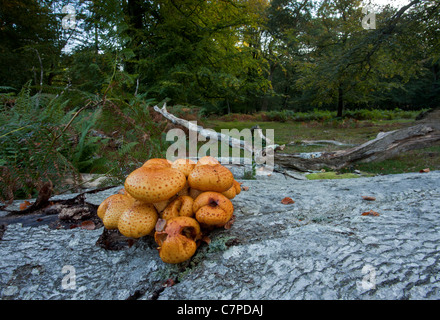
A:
[353,145,440,175]
[205,117,440,178]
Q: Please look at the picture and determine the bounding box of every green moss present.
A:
[306,171,374,180]
[153,233,237,283]
[207,235,237,253]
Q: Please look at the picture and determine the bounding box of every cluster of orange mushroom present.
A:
[97,156,241,264]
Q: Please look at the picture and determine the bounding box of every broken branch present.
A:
[153,104,284,157]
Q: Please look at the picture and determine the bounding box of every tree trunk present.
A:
[260,61,277,112]
[260,97,269,112]
[337,86,344,118]
[94,21,99,55]
[123,0,145,74]
[432,63,439,94]
[282,85,289,109]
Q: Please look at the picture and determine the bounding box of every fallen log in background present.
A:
[291,140,356,147]
[275,122,440,171]
[153,104,285,159]
[153,105,440,172]
[153,104,254,153]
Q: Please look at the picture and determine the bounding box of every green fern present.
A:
[118,141,140,157]
[0,84,82,201]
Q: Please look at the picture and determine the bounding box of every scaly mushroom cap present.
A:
[142,158,172,168]
[172,158,196,177]
[97,196,111,220]
[154,216,201,264]
[233,180,242,195]
[98,194,135,229]
[161,195,194,220]
[221,180,242,199]
[221,186,236,199]
[196,156,219,166]
[124,166,186,203]
[117,202,158,238]
[193,191,234,227]
[188,163,234,192]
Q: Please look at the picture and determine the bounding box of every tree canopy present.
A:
[1,0,439,114]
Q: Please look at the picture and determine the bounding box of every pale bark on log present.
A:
[154,104,253,153]
[153,104,440,171]
[153,104,284,157]
[292,140,356,147]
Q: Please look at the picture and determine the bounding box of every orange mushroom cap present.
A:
[161,195,194,220]
[117,187,136,200]
[196,156,219,166]
[124,166,186,203]
[142,158,172,168]
[154,216,201,264]
[193,191,234,227]
[98,194,135,230]
[188,163,234,192]
[117,202,158,238]
[233,180,242,196]
[221,180,242,199]
[172,158,196,177]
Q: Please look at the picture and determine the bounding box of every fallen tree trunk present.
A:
[275,122,440,171]
[153,105,440,172]
[153,104,285,159]
[291,140,356,147]
[153,104,254,153]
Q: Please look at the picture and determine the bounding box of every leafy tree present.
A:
[111,0,273,114]
[290,0,437,116]
[381,0,440,109]
[0,0,63,91]
[260,0,314,111]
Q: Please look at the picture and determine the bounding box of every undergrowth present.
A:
[0,82,169,201]
[0,83,86,201]
[216,108,424,123]
[95,95,170,184]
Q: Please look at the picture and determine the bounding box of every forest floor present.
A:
[204,118,440,176]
